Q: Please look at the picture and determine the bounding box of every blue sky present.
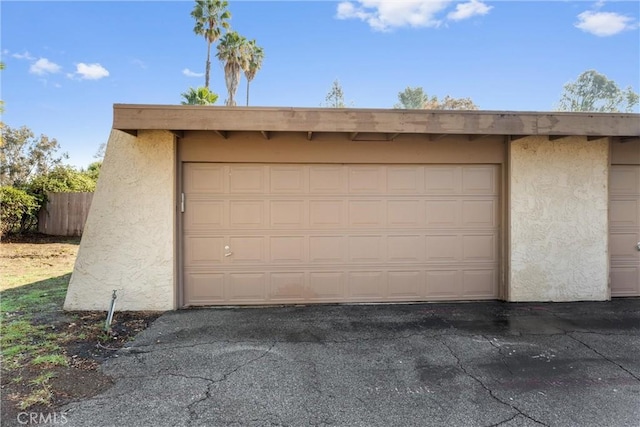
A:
[2,0,639,168]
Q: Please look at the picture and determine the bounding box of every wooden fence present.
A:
[38,192,94,236]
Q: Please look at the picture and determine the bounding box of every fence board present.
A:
[38,192,94,236]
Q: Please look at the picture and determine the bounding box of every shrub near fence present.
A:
[38,192,93,236]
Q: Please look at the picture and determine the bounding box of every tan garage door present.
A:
[182,163,500,306]
[610,165,640,296]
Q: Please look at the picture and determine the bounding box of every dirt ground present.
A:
[0,234,161,425]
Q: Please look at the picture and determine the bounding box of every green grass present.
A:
[1,274,74,408]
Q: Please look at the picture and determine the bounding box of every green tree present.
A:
[394,86,430,109]
[216,31,250,107]
[82,161,102,183]
[181,86,219,105]
[0,186,38,235]
[191,0,231,89]
[324,79,346,108]
[557,70,639,113]
[424,95,478,110]
[243,40,264,106]
[0,125,68,187]
[0,62,5,114]
[25,165,97,208]
[395,86,478,110]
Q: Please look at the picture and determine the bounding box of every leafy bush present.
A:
[25,165,97,207]
[0,186,38,235]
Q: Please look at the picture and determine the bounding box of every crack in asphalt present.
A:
[567,334,640,382]
[483,335,515,376]
[438,336,549,427]
[489,413,520,427]
[178,341,278,426]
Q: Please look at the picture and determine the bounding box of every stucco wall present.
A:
[509,136,609,301]
[64,130,175,311]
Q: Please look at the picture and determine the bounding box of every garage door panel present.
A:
[270,272,306,300]
[462,200,498,227]
[387,200,423,227]
[185,164,225,193]
[462,235,497,261]
[347,271,385,299]
[309,166,345,194]
[463,269,497,298]
[610,167,639,195]
[269,236,306,263]
[308,272,345,299]
[349,200,384,227]
[184,236,224,265]
[426,200,459,226]
[425,167,459,194]
[183,163,501,305]
[227,273,266,300]
[309,236,345,263]
[186,200,225,229]
[387,235,423,262]
[227,237,264,263]
[348,166,384,194]
[229,165,265,193]
[609,164,640,297]
[270,200,306,228]
[426,235,460,261]
[348,235,384,263]
[184,273,225,303]
[610,200,639,226]
[310,200,345,228]
[387,166,423,193]
[462,167,498,194]
[388,271,424,298]
[426,270,461,297]
[270,166,306,194]
[229,200,265,228]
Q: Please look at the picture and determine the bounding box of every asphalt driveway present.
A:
[62,300,639,426]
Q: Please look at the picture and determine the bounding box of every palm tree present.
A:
[243,40,264,106]
[191,0,231,89]
[216,31,250,106]
[181,87,219,105]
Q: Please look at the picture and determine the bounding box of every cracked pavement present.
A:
[59,300,639,427]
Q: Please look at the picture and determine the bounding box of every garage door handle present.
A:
[637,242,640,251]
[224,245,233,257]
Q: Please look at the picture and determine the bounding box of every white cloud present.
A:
[336,1,451,31]
[182,68,204,77]
[29,58,61,75]
[74,63,109,80]
[336,0,492,31]
[447,0,492,22]
[12,51,35,60]
[575,11,636,36]
[132,59,147,69]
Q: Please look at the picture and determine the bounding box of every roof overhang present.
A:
[113,104,640,141]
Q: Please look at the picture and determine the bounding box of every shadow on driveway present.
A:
[63,300,639,426]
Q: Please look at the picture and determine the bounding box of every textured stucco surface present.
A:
[509,136,609,301]
[64,130,175,310]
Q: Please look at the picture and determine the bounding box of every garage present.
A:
[62,106,639,311]
[610,139,640,297]
[182,162,500,305]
